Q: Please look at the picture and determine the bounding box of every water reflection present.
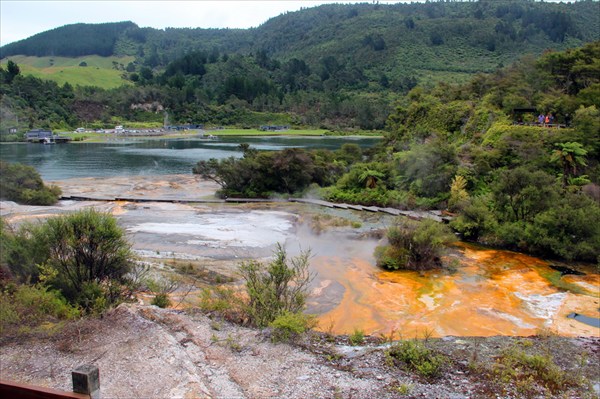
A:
[0,136,380,180]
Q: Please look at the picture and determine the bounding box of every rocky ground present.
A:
[1,304,598,399]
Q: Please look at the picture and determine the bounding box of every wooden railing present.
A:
[0,365,99,399]
[0,381,90,399]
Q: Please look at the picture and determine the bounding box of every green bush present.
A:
[375,218,455,271]
[0,161,61,205]
[41,209,132,299]
[198,286,244,322]
[450,195,498,241]
[1,210,133,312]
[269,311,316,342]
[0,218,49,283]
[525,193,600,262]
[373,244,408,271]
[75,281,111,314]
[240,244,314,328]
[146,276,179,309]
[491,345,573,397]
[386,340,446,379]
[0,284,80,337]
[151,293,171,308]
[349,328,365,346]
[324,186,401,207]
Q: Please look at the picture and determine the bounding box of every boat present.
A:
[43,137,55,145]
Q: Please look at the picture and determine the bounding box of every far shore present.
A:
[1,128,384,144]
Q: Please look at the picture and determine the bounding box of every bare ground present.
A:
[1,304,598,399]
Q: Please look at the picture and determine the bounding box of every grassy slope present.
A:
[0,55,133,89]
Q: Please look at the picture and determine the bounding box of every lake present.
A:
[0,136,380,180]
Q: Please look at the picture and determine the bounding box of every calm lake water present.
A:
[0,136,380,180]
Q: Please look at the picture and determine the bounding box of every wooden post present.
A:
[72,365,99,399]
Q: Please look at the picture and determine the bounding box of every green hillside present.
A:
[1,1,598,86]
[0,21,136,57]
[0,1,599,131]
[0,55,134,89]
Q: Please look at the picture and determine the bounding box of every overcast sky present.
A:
[0,0,426,47]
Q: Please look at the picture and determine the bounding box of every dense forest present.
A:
[1,1,600,132]
[0,21,137,58]
[3,1,598,72]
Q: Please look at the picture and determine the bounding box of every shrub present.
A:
[491,345,572,398]
[239,244,314,327]
[0,218,50,283]
[41,209,132,299]
[349,328,365,346]
[0,161,61,205]
[151,293,171,308]
[146,276,179,308]
[0,284,80,337]
[525,193,600,262]
[450,194,498,241]
[448,175,469,211]
[375,218,455,271]
[198,286,244,322]
[269,311,316,342]
[386,340,446,379]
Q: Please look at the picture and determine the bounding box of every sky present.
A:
[0,0,430,47]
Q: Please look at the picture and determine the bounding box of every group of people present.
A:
[538,113,555,126]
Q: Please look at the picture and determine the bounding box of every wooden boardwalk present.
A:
[61,195,452,222]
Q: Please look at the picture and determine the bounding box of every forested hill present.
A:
[0,21,137,58]
[2,1,599,82]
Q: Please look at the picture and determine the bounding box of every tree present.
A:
[448,175,469,212]
[493,167,557,223]
[550,142,588,187]
[358,169,385,189]
[526,193,600,262]
[271,148,315,193]
[41,209,132,296]
[6,60,20,83]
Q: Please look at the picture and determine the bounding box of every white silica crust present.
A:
[127,210,294,248]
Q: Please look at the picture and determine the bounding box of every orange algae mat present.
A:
[315,243,600,337]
